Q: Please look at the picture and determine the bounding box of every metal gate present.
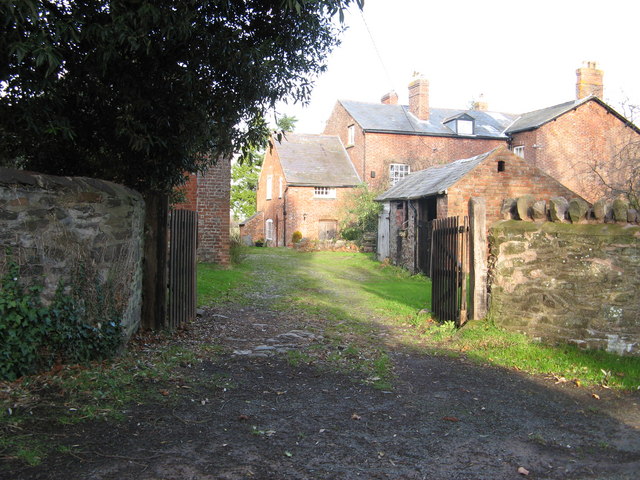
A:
[430,216,469,326]
[168,209,197,329]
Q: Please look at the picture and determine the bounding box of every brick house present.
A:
[376,147,583,273]
[173,157,231,265]
[240,133,360,246]
[323,62,640,203]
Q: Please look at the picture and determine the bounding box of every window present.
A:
[457,119,474,135]
[347,124,355,146]
[278,177,283,198]
[497,160,506,172]
[265,219,274,241]
[266,175,273,200]
[513,146,524,158]
[389,164,410,186]
[314,187,336,198]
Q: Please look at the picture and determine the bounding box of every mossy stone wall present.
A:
[0,168,145,340]
[489,220,640,355]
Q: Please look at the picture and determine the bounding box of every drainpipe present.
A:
[409,200,418,273]
[283,187,288,247]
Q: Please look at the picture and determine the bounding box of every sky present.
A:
[277,0,640,133]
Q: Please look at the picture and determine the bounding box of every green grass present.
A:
[423,319,640,390]
[197,261,253,306]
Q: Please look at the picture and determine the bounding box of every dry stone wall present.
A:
[489,220,640,355]
[0,168,145,340]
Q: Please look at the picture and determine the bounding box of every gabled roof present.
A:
[376,149,496,202]
[275,133,361,187]
[505,95,640,134]
[339,100,517,139]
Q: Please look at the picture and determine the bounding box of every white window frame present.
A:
[347,124,355,146]
[457,119,474,135]
[314,187,336,198]
[389,163,410,186]
[278,177,283,198]
[266,175,273,200]
[513,146,524,158]
[265,219,274,241]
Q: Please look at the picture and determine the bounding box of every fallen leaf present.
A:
[238,414,249,421]
[573,379,582,387]
[442,416,459,422]
[518,466,529,475]
[159,390,169,396]
[592,393,600,400]
[284,451,293,457]
[351,413,361,420]
[554,376,567,384]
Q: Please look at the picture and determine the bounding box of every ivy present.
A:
[0,259,122,381]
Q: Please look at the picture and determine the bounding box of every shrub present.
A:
[229,231,245,265]
[339,183,382,244]
[291,231,303,243]
[254,237,265,247]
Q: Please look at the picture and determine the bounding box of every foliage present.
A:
[0,1,358,194]
[339,184,383,243]
[0,262,49,381]
[0,259,122,381]
[291,230,303,243]
[231,115,298,220]
[229,230,245,265]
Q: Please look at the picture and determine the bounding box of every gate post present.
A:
[469,197,488,320]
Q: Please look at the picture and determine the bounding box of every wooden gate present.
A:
[430,216,469,326]
[168,209,197,329]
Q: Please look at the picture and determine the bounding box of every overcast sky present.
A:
[277,0,640,133]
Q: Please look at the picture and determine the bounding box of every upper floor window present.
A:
[278,177,283,198]
[266,175,273,200]
[314,187,336,198]
[457,119,474,135]
[513,146,524,158]
[347,124,355,146]
[444,113,475,135]
[389,163,410,186]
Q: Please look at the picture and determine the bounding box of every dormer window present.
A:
[444,113,475,136]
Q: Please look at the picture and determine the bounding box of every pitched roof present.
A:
[275,133,361,187]
[339,100,517,139]
[505,95,640,134]
[376,149,496,201]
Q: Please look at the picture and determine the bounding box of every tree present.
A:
[339,183,382,243]
[1,0,363,328]
[231,115,297,220]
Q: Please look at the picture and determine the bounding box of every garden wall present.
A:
[489,220,640,355]
[0,168,145,340]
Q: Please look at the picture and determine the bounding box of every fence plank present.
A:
[169,209,197,329]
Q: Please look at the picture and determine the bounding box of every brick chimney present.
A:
[408,74,429,121]
[576,61,604,100]
[381,91,398,105]
[474,93,489,111]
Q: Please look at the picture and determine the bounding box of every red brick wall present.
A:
[239,211,264,245]
[446,148,581,225]
[284,186,356,244]
[323,101,505,191]
[257,142,287,246]
[195,158,231,265]
[510,100,640,203]
[173,173,198,211]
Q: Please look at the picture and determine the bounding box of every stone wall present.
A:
[0,168,145,340]
[489,220,640,355]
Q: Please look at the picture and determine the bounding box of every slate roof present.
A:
[504,97,591,133]
[276,133,361,187]
[375,149,495,202]
[339,100,517,139]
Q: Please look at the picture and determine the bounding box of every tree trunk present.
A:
[142,192,169,330]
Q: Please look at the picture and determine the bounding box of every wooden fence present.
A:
[168,209,197,329]
[431,216,469,326]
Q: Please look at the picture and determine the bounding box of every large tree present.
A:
[0,0,362,193]
[1,0,363,328]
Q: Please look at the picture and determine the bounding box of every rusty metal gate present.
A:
[430,216,469,326]
[168,209,197,329]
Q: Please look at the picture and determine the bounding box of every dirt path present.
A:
[5,251,640,479]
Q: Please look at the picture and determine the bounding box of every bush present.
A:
[254,237,265,247]
[291,231,303,243]
[339,184,382,244]
[229,231,245,265]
